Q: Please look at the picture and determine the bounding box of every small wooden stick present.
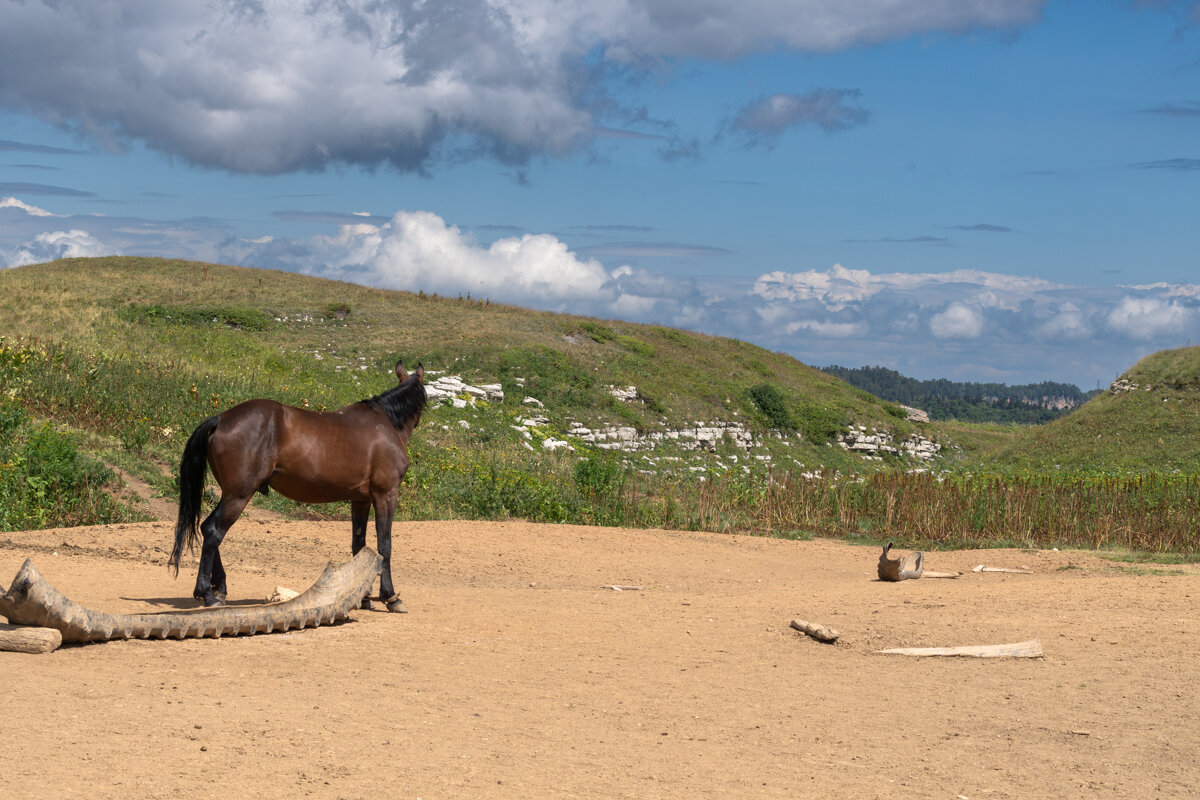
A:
[0,623,62,654]
[972,565,1032,574]
[878,639,1043,658]
[790,619,839,643]
[920,570,961,579]
[601,585,643,591]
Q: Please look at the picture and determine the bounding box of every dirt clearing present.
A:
[2,520,1198,799]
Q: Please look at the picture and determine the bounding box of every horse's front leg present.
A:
[350,500,372,609]
[372,490,405,613]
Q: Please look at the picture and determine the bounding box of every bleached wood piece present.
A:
[0,622,62,654]
[790,618,840,643]
[878,639,1043,658]
[972,565,1032,574]
[878,542,924,581]
[601,585,643,591]
[920,570,961,578]
[268,586,300,603]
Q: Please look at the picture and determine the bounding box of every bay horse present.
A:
[171,360,426,612]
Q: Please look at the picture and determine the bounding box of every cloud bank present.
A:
[0,0,1046,174]
[6,194,1195,387]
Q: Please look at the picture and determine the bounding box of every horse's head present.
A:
[394,360,425,384]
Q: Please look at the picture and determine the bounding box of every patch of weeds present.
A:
[323,302,352,321]
[119,303,272,331]
[615,335,654,358]
[578,321,615,343]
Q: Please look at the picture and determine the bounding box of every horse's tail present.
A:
[170,415,219,577]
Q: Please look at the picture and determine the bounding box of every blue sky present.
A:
[2,0,1199,389]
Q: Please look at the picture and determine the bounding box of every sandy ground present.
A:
[2,518,1198,799]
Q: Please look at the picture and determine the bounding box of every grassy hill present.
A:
[0,256,926,447]
[0,257,954,531]
[981,347,1200,473]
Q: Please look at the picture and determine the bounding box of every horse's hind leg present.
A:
[350,501,372,609]
[193,493,252,607]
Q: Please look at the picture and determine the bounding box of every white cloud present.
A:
[0,196,57,217]
[0,0,1047,173]
[929,302,985,339]
[1106,296,1196,340]
[3,229,114,268]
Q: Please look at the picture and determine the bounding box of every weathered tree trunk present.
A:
[0,548,382,644]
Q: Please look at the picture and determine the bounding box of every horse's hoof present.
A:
[360,597,375,610]
[385,597,408,614]
[204,597,225,608]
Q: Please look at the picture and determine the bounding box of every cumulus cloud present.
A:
[0,0,1047,174]
[3,229,114,268]
[929,302,985,339]
[0,196,57,217]
[1106,296,1196,339]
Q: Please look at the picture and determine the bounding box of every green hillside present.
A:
[982,347,1200,473]
[0,256,920,444]
[0,257,952,533]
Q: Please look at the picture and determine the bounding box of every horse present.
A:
[170,360,426,612]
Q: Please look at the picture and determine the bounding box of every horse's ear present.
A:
[415,363,425,383]
[394,360,407,381]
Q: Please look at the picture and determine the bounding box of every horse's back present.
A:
[209,399,404,503]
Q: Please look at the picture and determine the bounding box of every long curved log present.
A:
[0,548,382,643]
[877,541,924,582]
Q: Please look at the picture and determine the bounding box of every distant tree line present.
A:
[821,365,1100,424]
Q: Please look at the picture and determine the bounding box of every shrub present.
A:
[747,383,796,430]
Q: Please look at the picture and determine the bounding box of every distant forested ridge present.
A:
[821,365,1100,424]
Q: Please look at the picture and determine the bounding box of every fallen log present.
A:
[0,622,62,654]
[877,542,924,581]
[790,619,840,643]
[878,639,1043,658]
[0,548,382,644]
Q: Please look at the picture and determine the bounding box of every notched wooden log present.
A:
[0,548,382,644]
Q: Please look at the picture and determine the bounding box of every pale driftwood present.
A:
[878,639,1043,658]
[267,586,300,603]
[878,542,924,581]
[0,622,62,654]
[920,570,961,579]
[790,619,840,643]
[0,548,382,644]
[601,585,643,591]
[972,565,1032,574]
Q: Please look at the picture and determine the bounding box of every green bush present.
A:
[794,399,846,443]
[0,402,131,530]
[747,383,796,430]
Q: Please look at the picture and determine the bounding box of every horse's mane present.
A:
[362,372,427,431]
